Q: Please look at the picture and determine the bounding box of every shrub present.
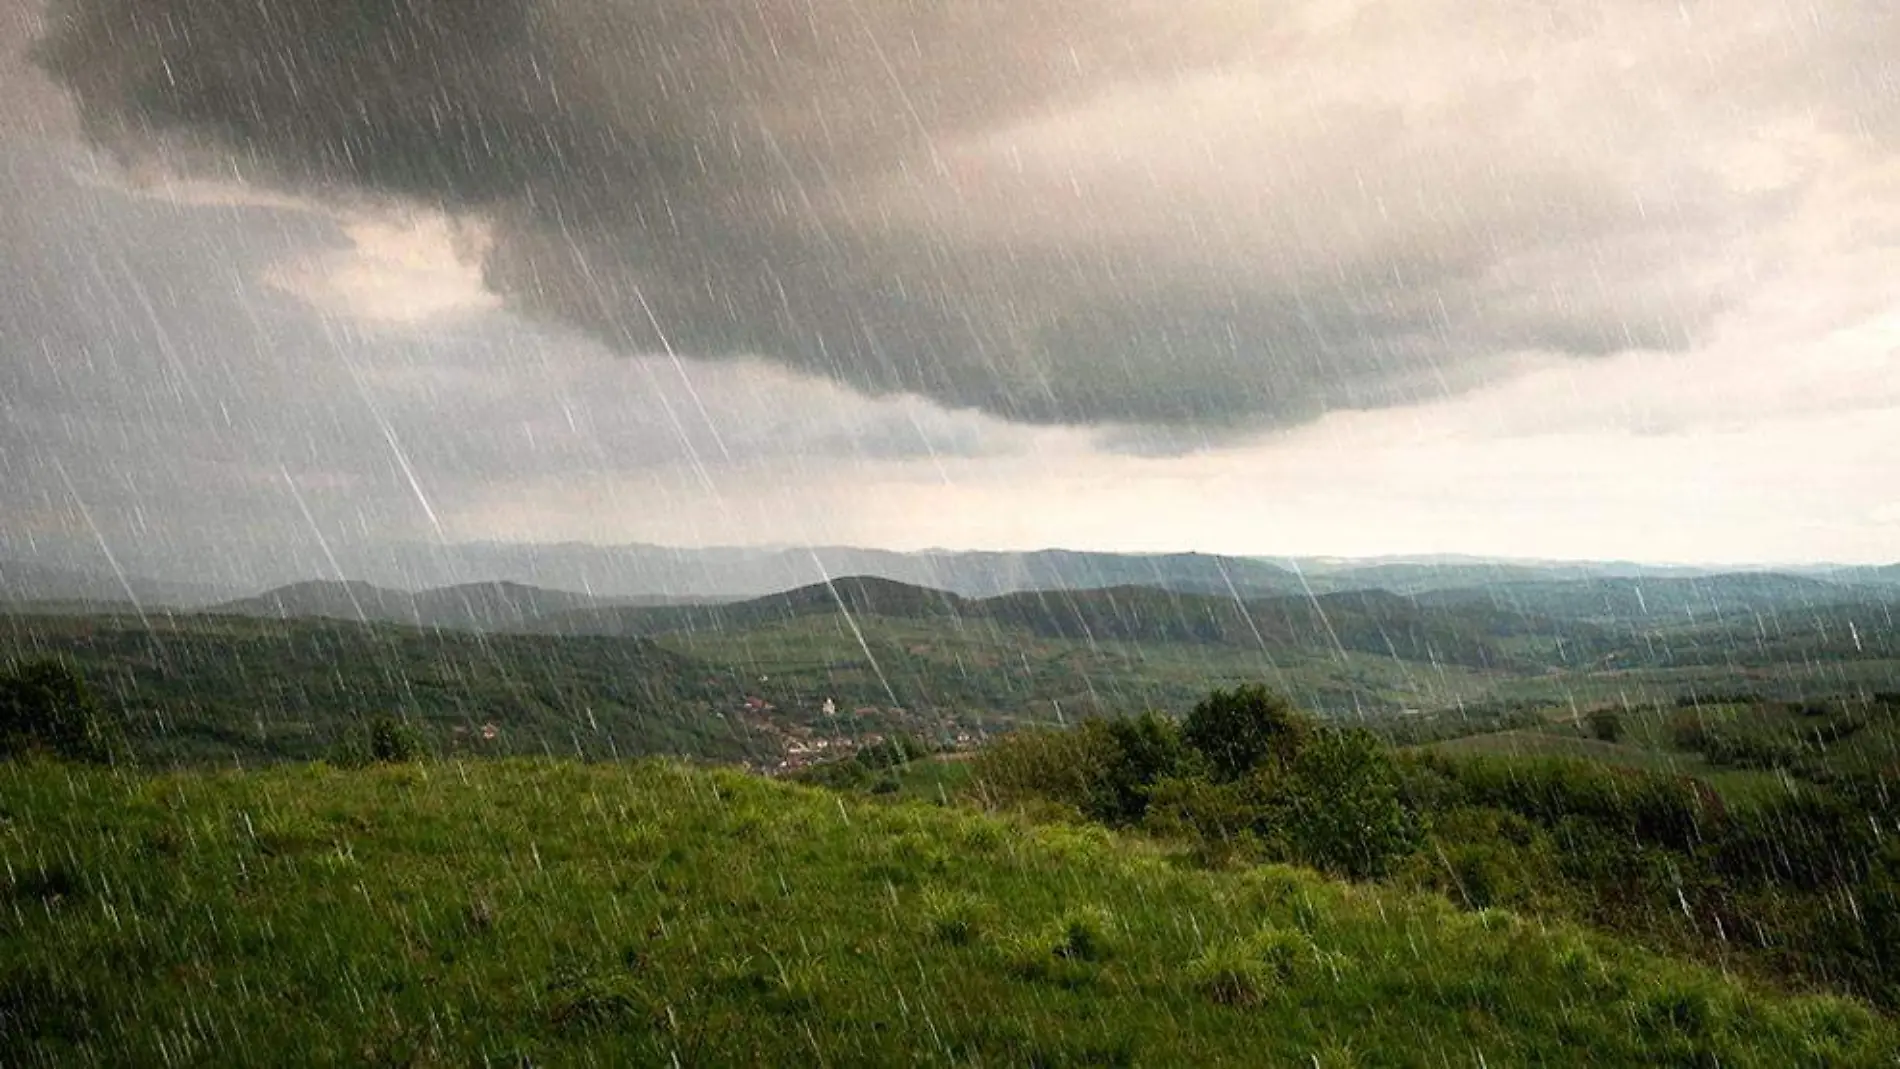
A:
[1187,942,1274,1007]
[1144,775,1261,866]
[1420,754,1720,851]
[369,716,427,762]
[974,713,1185,825]
[1586,709,1623,743]
[332,715,428,766]
[971,723,1113,814]
[995,909,1115,987]
[0,660,112,763]
[1089,712,1185,824]
[1278,728,1419,879]
[1182,685,1312,782]
[857,732,930,771]
[1714,791,1878,890]
[1398,807,1565,910]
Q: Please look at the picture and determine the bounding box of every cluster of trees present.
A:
[974,685,1900,1009]
[975,685,1418,878]
[1398,750,1900,1007]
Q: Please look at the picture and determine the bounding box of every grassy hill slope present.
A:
[2,759,1889,1066]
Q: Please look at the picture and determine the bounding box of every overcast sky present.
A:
[4,0,1898,585]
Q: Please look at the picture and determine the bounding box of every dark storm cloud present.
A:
[27,0,1900,432]
[13,0,1838,431]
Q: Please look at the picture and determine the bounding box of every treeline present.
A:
[970,686,1900,1009]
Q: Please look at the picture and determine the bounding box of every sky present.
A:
[3,0,1899,587]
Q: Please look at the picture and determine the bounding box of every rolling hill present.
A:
[210,579,423,625]
[535,577,1610,673]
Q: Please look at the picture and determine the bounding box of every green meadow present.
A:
[3,757,1893,1066]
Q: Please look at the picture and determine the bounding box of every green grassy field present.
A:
[3,758,1892,1066]
[657,611,1503,722]
[1421,695,1900,806]
[1421,729,1794,805]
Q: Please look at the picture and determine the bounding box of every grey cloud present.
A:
[0,135,1028,584]
[28,0,1900,430]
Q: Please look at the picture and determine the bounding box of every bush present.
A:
[1144,775,1260,866]
[1182,685,1311,782]
[1278,728,1419,879]
[975,713,1185,826]
[920,888,989,947]
[1150,726,1416,879]
[971,723,1114,816]
[370,716,427,762]
[332,715,428,766]
[1399,808,1565,911]
[857,733,930,771]
[995,907,1116,987]
[1586,709,1623,743]
[1089,712,1185,824]
[1714,791,1879,891]
[0,660,112,763]
[1051,906,1116,963]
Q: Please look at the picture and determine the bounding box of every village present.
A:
[733,694,981,775]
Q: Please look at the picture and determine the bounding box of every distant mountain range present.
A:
[5,544,1897,616]
[328,542,1318,601]
[194,574,1571,671]
[1412,573,1866,622]
[156,568,1890,676]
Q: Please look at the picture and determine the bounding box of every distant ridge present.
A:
[212,579,617,630]
[22,545,1900,623]
[311,542,1313,601]
[212,580,420,625]
[326,542,1900,602]
[0,559,226,609]
[528,576,1612,672]
[1412,572,1859,621]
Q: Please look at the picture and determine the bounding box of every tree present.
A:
[1182,685,1311,782]
[0,659,111,762]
